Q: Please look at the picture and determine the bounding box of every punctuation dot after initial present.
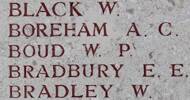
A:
[149,96,152,99]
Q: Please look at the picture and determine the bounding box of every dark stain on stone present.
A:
[126,8,134,14]
[168,0,175,6]
[149,51,154,59]
[116,87,123,93]
[32,60,37,65]
[149,24,154,28]
[132,43,136,50]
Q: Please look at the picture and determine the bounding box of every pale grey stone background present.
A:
[1,0,190,100]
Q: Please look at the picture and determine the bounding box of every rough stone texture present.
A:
[1,0,190,100]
